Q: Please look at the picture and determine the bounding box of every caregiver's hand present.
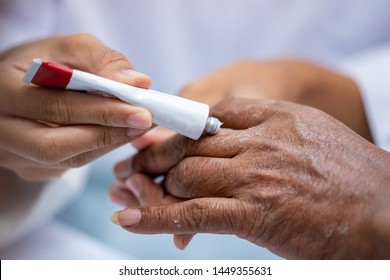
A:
[111,98,390,259]
[0,33,152,182]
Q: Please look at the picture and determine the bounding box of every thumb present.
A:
[111,198,247,236]
[59,33,151,88]
[173,233,196,250]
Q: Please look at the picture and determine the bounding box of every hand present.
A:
[130,59,372,155]
[111,97,390,259]
[0,33,153,182]
[179,59,372,141]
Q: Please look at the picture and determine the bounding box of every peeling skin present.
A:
[173,217,182,228]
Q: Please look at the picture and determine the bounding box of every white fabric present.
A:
[0,167,89,249]
[1,0,390,253]
[340,45,390,152]
[0,220,131,260]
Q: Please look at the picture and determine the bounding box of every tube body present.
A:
[68,70,210,140]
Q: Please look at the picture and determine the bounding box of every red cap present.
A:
[31,61,73,89]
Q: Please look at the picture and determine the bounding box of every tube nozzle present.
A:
[204,117,222,135]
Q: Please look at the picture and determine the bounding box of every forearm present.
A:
[0,167,45,216]
[0,167,46,248]
[284,59,373,142]
[370,203,390,259]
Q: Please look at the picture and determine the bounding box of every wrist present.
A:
[269,59,320,103]
[280,58,373,141]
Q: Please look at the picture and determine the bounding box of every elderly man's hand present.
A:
[111,98,390,259]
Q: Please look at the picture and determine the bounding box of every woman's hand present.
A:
[0,33,153,182]
[111,98,390,259]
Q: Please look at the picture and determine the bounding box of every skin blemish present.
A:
[173,217,182,228]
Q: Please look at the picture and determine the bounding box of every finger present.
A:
[117,174,193,250]
[124,173,181,205]
[14,167,66,182]
[110,174,182,208]
[0,115,147,165]
[131,126,176,150]
[211,97,279,129]
[111,197,248,235]
[0,136,130,170]
[173,234,196,250]
[56,33,152,88]
[124,173,164,205]
[109,182,139,208]
[128,129,241,177]
[164,157,236,199]
[54,137,135,168]
[4,63,153,128]
[114,156,134,181]
[115,126,179,180]
[18,87,153,128]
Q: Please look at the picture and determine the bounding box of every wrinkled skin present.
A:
[0,33,152,182]
[111,98,390,259]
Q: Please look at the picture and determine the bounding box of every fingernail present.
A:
[127,127,148,136]
[111,209,142,226]
[127,112,152,129]
[111,211,120,225]
[126,177,141,199]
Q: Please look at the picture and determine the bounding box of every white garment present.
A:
[1,0,389,254]
[340,45,390,152]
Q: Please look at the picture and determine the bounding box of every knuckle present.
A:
[95,48,129,71]
[95,105,111,126]
[40,95,71,124]
[67,33,97,48]
[165,160,194,196]
[180,200,210,230]
[30,134,62,165]
[171,135,191,156]
[96,127,115,148]
[236,202,265,241]
[146,202,209,231]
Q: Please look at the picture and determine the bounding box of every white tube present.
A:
[68,70,210,140]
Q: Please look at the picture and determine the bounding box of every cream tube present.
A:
[23,59,222,140]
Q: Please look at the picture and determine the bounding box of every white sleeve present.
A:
[0,0,56,51]
[339,44,390,152]
[0,167,90,249]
